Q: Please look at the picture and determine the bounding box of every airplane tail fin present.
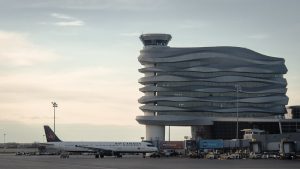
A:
[44,125,62,142]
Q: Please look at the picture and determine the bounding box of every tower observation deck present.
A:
[140,33,172,47]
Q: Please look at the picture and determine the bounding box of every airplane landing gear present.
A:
[95,151,105,159]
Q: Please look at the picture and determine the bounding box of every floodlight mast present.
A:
[235,84,242,139]
[51,102,58,134]
[3,133,6,145]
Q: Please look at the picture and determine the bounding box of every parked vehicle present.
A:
[149,152,160,158]
[228,153,241,159]
[206,152,216,159]
[189,152,203,158]
[161,150,179,157]
[249,152,261,159]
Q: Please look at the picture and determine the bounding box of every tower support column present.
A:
[146,125,165,142]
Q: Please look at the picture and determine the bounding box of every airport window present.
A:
[154,40,167,46]
[144,40,152,46]
[156,81,269,88]
[158,71,280,78]
[155,88,281,99]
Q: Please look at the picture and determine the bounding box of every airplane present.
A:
[43,125,158,158]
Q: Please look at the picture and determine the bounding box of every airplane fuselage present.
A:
[46,141,157,154]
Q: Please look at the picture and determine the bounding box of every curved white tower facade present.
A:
[136,33,288,141]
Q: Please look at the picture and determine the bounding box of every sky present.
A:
[0,0,299,143]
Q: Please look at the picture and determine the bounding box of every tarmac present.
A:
[0,154,299,169]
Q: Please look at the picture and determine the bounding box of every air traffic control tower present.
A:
[136,33,289,141]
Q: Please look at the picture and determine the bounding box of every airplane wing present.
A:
[39,143,55,146]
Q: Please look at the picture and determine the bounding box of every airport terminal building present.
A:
[136,34,298,141]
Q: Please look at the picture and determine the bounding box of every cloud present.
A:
[178,20,210,30]
[51,13,74,20]
[0,66,140,125]
[54,20,85,26]
[0,30,59,66]
[50,12,85,27]
[120,32,141,37]
[20,0,164,11]
[247,34,269,40]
